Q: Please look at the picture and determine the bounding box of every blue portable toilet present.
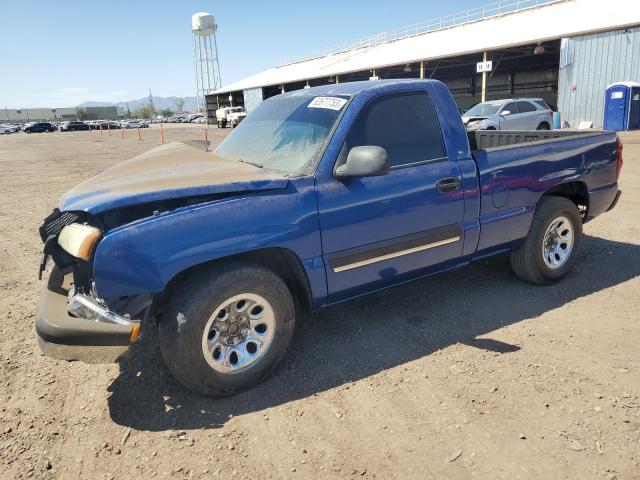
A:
[604,82,640,131]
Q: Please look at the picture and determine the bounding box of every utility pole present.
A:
[481,51,488,103]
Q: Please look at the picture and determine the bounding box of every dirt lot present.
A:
[0,125,638,479]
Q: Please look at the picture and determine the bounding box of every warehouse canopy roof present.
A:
[212,0,640,95]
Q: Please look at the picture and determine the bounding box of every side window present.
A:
[346,91,446,168]
[502,103,518,115]
[534,100,550,110]
[517,101,536,113]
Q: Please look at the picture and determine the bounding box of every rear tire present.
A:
[510,196,582,285]
[537,122,551,130]
[159,262,296,397]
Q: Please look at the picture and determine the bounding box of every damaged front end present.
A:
[36,208,148,363]
[35,142,290,363]
[36,194,228,362]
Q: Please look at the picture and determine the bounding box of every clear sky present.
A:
[0,0,491,108]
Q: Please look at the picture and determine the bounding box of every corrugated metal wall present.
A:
[243,88,264,114]
[558,27,640,128]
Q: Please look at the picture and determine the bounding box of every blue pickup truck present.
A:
[36,80,623,396]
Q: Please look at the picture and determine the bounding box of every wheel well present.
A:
[154,248,313,321]
[541,182,589,218]
[538,121,550,128]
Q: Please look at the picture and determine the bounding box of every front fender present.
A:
[479,119,499,130]
[92,177,323,300]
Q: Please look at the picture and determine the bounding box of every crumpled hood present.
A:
[60,142,288,214]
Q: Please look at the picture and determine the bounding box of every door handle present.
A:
[436,177,461,194]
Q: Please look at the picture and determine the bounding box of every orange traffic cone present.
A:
[160,123,165,144]
[137,127,142,142]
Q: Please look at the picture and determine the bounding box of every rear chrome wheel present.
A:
[201,293,276,375]
[510,196,582,285]
[542,215,574,269]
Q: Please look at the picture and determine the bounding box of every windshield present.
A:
[465,102,503,117]
[215,94,349,174]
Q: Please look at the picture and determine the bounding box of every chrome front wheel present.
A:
[159,262,296,397]
[201,293,276,375]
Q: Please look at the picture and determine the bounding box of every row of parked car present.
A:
[0,119,153,134]
[1,98,552,136]
[164,114,208,124]
[71,119,151,130]
[0,122,60,134]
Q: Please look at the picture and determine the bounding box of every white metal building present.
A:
[2,106,124,123]
[207,0,640,128]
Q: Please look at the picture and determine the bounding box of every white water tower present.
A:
[192,12,222,113]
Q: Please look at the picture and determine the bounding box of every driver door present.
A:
[498,102,520,129]
[315,90,465,301]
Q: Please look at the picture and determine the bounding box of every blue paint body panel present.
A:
[70,80,619,309]
[93,178,323,300]
[473,131,619,254]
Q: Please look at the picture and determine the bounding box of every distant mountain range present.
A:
[78,96,199,112]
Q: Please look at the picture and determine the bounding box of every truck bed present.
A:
[468,129,606,151]
[470,128,619,254]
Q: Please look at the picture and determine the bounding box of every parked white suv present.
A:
[122,120,143,129]
[463,98,553,131]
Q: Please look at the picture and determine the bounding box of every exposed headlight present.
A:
[466,121,482,131]
[58,224,102,260]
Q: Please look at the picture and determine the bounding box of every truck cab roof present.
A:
[278,79,441,98]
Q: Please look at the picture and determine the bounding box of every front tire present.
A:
[510,196,582,285]
[159,263,296,397]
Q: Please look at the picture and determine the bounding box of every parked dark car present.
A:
[61,121,90,132]
[23,122,55,133]
[94,121,121,130]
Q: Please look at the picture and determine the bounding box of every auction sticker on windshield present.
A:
[308,96,347,110]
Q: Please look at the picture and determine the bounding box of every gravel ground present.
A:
[0,125,638,480]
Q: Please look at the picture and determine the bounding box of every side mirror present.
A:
[335,146,390,178]
[500,110,511,116]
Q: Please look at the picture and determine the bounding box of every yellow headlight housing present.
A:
[58,224,102,260]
